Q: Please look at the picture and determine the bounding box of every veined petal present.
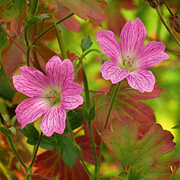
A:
[46,56,75,87]
[126,70,156,93]
[96,30,120,64]
[100,61,130,84]
[40,107,66,137]
[15,98,49,129]
[120,18,146,57]
[62,82,83,96]
[138,41,169,69]
[61,95,84,109]
[13,66,49,97]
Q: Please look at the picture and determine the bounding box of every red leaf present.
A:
[102,118,176,179]
[58,0,107,26]
[1,36,24,76]
[2,0,27,37]
[32,150,89,180]
[84,80,163,145]
[105,0,137,35]
[76,135,104,165]
[54,4,81,32]
[106,9,126,35]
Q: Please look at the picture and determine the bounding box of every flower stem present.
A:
[104,82,121,129]
[97,82,121,175]
[155,7,180,47]
[51,14,68,60]
[82,67,98,178]
[33,13,74,45]
[7,136,28,171]
[84,49,101,56]
[29,132,43,168]
[66,117,92,178]
[82,68,91,110]
[27,131,43,180]
[88,121,98,177]
[24,25,30,66]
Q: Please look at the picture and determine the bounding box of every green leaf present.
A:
[80,35,93,52]
[40,135,56,150]
[84,105,96,122]
[0,127,10,136]
[18,123,39,145]
[0,24,8,52]
[0,78,16,101]
[88,105,95,121]
[102,119,176,179]
[8,127,16,135]
[172,124,180,129]
[64,109,83,134]
[170,168,180,180]
[127,166,144,180]
[56,134,77,169]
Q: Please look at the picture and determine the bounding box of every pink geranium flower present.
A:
[96,18,169,93]
[13,56,84,137]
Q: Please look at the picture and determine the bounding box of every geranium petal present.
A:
[126,70,156,93]
[40,107,66,137]
[62,82,83,96]
[96,30,121,64]
[61,95,84,109]
[46,55,75,87]
[100,61,130,84]
[120,18,146,57]
[13,66,48,97]
[138,41,169,69]
[15,98,49,129]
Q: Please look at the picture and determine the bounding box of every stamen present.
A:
[45,89,61,106]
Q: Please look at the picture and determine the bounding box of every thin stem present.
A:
[104,82,121,129]
[82,67,98,178]
[51,14,67,59]
[84,49,101,56]
[82,68,91,109]
[24,26,30,66]
[97,82,121,175]
[29,131,43,168]
[7,136,27,171]
[0,161,12,180]
[66,117,92,177]
[88,121,98,177]
[155,7,180,47]
[32,13,74,44]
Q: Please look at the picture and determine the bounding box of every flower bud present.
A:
[145,0,159,8]
[170,15,180,34]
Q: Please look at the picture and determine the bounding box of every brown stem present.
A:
[155,7,180,47]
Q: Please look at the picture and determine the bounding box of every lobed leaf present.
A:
[58,0,107,26]
[56,134,77,169]
[101,118,176,179]
[3,0,26,37]
[32,150,89,180]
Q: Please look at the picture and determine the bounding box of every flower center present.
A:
[119,55,137,72]
[123,56,134,68]
[45,89,61,106]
